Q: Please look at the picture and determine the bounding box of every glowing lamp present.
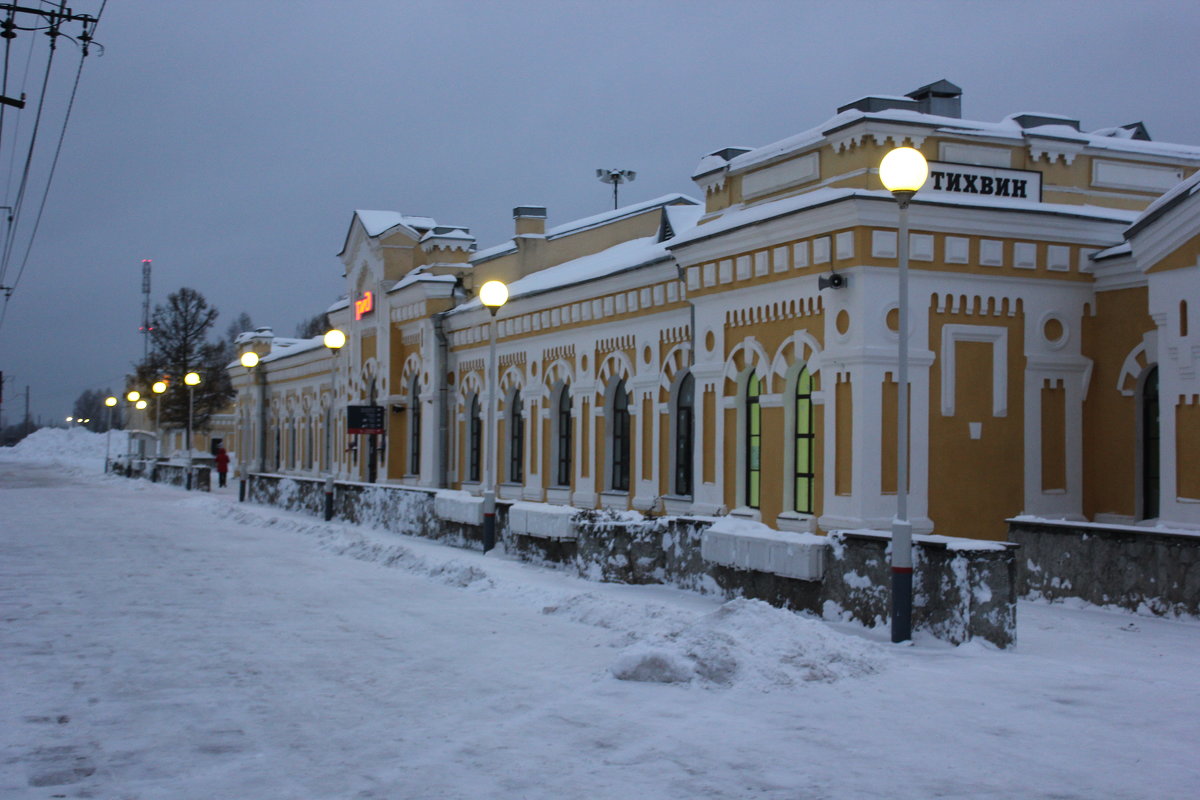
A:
[66,416,73,422]
[323,329,346,351]
[479,280,508,315]
[184,372,201,386]
[105,396,117,407]
[152,380,168,393]
[240,351,260,368]
[136,399,148,410]
[126,390,140,402]
[879,147,929,195]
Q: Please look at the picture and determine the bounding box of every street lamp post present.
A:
[879,145,929,644]
[479,279,509,553]
[104,396,117,472]
[323,328,346,520]
[124,390,141,462]
[152,380,167,459]
[184,371,201,490]
[239,352,260,502]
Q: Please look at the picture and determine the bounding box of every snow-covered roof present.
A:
[419,226,473,243]
[472,194,700,263]
[259,336,325,364]
[355,210,436,237]
[716,106,1200,178]
[337,210,440,258]
[454,236,673,316]
[668,186,1136,250]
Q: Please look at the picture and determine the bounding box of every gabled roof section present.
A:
[337,210,438,257]
[1126,170,1200,239]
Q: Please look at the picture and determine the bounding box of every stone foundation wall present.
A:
[1009,517,1200,616]
[241,475,1018,647]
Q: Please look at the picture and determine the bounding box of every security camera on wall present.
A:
[819,272,848,290]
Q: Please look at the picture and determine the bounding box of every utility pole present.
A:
[139,259,152,360]
[0,5,100,109]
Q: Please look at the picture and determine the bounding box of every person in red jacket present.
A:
[215,447,230,488]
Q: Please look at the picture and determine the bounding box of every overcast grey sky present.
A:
[1,0,1199,424]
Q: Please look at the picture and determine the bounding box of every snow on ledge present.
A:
[508,501,579,540]
[434,489,484,526]
[1008,514,1200,539]
[702,517,827,581]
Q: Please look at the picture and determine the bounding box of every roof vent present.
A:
[837,95,919,115]
[1012,113,1081,131]
[710,146,753,161]
[1120,121,1151,141]
[905,79,962,118]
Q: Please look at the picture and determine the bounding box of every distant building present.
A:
[230,81,1200,539]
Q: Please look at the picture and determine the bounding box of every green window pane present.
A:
[750,407,760,435]
[795,400,810,435]
[795,476,812,513]
[795,437,809,471]
[750,472,760,507]
[797,369,811,393]
[749,442,760,471]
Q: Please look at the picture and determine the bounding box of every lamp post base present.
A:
[482,490,496,553]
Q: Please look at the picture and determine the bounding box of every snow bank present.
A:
[0,427,126,471]
[610,598,886,688]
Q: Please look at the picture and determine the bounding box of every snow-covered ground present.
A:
[2,429,1197,798]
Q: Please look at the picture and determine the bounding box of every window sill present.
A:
[776,511,817,533]
[599,491,630,510]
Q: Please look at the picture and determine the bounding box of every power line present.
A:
[0,1,103,333]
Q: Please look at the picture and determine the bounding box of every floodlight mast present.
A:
[596,168,636,210]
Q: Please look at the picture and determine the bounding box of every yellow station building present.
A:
[230,81,1200,541]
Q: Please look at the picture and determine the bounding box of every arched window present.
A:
[746,372,761,508]
[508,389,524,483]
[409,374,421,475]
[673,372,694,496]
[610,379,631,491]
[794,367,814,514]
[555,383,572,486]
[468,394,482,483]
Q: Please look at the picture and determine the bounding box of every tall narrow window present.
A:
[468,394,482,483]
[746,373,761,508]
[1142,366,1160,520]
[508,389,524,483]
[674,372,694,496]
[409,374,421,475]
[305,421,313,470]
[289,421,297,469]
[556,384,572,486]
[611,379,631,491]
[274,427,281,471]
[794,368,814,514]
[1182,300,1189,337]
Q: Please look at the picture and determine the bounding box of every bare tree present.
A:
[129,287,234,433]
[295,312,329,339]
